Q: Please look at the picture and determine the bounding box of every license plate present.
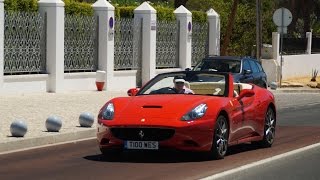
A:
[124,141,159,150]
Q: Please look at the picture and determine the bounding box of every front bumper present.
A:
[97,121,214,152]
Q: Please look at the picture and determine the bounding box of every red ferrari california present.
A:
[97,71,276,159]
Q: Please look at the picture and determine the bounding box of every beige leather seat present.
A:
[189,82,225,95]
[233,83,253,97]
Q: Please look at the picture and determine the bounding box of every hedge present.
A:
[3,0,207,22]
[4,0,94,16]
[4,0,38,12]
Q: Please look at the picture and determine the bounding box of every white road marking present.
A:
[199,142,320,180]
[0,137,96,155]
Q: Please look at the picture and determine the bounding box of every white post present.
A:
[207,8,220,56]
[38,0,65,93]
[134,2,156,85]
[92,0,115,90]
[306,32,312,55]
[174,5,192,69]
[0,0,4,90]
[272,32,280,61]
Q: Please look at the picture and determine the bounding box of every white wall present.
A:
[0,67,185,94]
[156,68,182,75]
[282,54,320,79]
[64,72,97,91]
[1,75,48,94]
[261,59,280,85]
[112,70,138,90]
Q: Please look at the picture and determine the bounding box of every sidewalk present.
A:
[269,87,320,94]
[0,90,126,153]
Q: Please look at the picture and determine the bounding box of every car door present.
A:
[229,94,255,142]
[240,59,254,84]
[248,60,261,85]
[239,93,256,137]
[228,98,246,142]
[254,61,267,88]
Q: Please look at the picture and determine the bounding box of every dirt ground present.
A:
[283,76,314,86]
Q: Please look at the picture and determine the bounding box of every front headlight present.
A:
[182,103,208,121]
[102,103,114,120]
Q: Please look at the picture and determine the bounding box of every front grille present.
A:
[110,128,175,141]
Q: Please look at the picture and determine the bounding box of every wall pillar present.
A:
[134,2,157,85]
[272,32,280,62]
[207,8,220,56]
[174,5,192,69]
[306,32,312,55]
[38,0,65,93]
[0,0,4,91]
[92,0,115,90]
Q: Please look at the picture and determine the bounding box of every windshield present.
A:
[138,72,228,97]
[193,59,241,73]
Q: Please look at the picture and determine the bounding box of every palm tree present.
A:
[221,0,239,55]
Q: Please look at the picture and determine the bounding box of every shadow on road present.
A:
[83,143,261,163]
[84,150,211,163]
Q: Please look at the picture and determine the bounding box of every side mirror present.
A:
[127,88,140,96]
[243,69,252,75]
[185,68,191,71]
[236,89,255,101]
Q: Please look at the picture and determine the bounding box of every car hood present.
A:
[112,95,217,119]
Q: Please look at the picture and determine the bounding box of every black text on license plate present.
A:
[124,141,159,150]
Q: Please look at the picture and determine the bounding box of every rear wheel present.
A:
[255,107,276,148]
[207,115,229,160]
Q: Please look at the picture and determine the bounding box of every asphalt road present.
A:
[218,145,320,180]
[1,93,320,180]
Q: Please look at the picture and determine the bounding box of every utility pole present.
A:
[256,0,262,63]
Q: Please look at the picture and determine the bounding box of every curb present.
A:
[0,129,96,154]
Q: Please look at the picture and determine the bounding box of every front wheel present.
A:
[206,115,229,160]
[255,107,276,148]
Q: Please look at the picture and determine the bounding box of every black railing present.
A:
[281,37,308,55]
[312,37,320,53]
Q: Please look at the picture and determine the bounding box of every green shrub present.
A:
[192,11,207,23]
[4,0,94,16]
[155,6,175,21]
[4,0,38,12]
[115,6,136,18]
[64,0,93,16]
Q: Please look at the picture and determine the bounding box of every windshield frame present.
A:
[136,71,230,97]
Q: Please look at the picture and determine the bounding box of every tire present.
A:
[206,115,229,160]
[255,107,276,148]
[263,83,267,89]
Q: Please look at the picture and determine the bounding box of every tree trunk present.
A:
[221,0,239,55]
[174,0,188,8]
[288,0,298,33]
[303,0,312,33]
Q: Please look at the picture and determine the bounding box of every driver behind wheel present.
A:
[173,76,194,94]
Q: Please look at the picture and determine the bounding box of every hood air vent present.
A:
[142,105,163,109]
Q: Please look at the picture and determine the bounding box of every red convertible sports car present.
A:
[97,71,276,159]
